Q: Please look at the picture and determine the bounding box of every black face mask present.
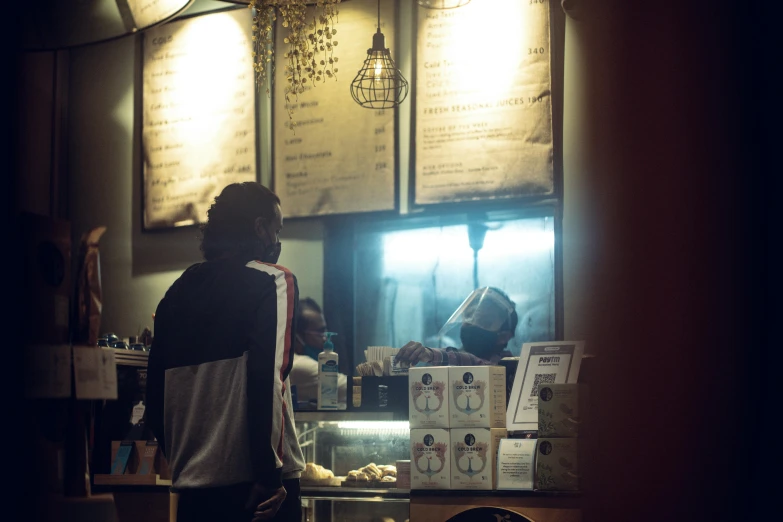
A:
[460,324,500,360]
[262,241,281,264]
[258,224,281,264]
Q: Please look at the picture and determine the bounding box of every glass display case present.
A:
[294,411,411,522]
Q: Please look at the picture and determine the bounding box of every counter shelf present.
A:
[301,487,411,502]
[108,346,149,367]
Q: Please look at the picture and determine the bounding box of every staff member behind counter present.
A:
[396,287,517,366]
[289,297,348,407]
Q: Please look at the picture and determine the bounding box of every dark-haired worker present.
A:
[396,287,517,366]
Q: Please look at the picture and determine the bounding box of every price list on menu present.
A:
[273,0,396,218]
[414,0,554,205]
[142,8,256,229]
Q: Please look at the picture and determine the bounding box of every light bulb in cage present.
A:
[350,2,409,109]
[417,0,472,9]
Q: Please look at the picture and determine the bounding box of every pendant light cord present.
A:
[377,0,381,31]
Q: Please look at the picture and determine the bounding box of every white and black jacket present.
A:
[147,258,304,492]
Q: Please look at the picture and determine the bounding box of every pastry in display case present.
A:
[294,412,410,522]
[301,462,342,487]
[343,463,397,487]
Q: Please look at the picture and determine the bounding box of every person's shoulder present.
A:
[291,354,319,374]
[172,261,205,280]
[293,353,318,365]
[160,262,205,297]
[183,261,205,272]
[244,261,298,281]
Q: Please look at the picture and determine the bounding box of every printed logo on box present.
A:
[413,433,448,486]
[454,433,489,483]
[536,438,579,491]
[411,373,446,418]
[452,371,486,416]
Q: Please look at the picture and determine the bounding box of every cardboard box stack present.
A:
[535,383,588,491]
[409,366,507,490]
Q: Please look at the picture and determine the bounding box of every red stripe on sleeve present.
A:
[271,263,296,462]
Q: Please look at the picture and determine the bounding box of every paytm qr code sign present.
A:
[506,341,584,432]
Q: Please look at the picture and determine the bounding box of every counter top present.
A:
[409,489,581,498]
[299,487,581,501]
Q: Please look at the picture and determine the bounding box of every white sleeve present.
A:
[289,355,320,403]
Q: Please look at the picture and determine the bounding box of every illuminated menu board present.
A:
[142,8,256,230]
[273,0,396,218]
[414,0,554,205]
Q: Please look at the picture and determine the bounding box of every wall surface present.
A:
[563,2,768,521]
[561,17,590,345]
[16,52,55,217]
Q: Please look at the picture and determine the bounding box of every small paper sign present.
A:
[73,346,118,400]
[496,438,536,490]
[131,402,146,425]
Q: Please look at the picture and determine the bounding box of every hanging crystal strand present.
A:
[249,1,342,126]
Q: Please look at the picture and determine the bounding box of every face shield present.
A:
[434,287,515,347]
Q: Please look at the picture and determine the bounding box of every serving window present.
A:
[324,206,560,375]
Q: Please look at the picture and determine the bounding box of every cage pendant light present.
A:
[417,0,472,8]
[350,0,409,109]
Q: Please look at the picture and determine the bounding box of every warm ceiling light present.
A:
[349,0,409,109]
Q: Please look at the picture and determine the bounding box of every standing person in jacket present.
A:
[146,182,305,522]
[395,287,518,366]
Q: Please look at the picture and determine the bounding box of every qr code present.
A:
[530,373,556,397]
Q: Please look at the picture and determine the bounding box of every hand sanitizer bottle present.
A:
[317,332,339,410]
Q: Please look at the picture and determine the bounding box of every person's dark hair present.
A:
[299,297,322,315]
[297,297,322,333]
[199,182,280,261]
[488,287,518,334]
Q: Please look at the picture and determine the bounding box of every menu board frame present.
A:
[270,0,400,220]
[140,6,260,232]
[408,2,565,212]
